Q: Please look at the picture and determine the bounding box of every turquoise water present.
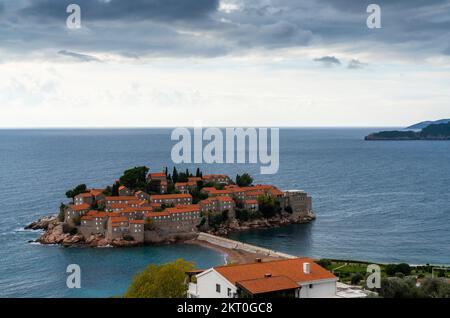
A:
[0,128,449,297]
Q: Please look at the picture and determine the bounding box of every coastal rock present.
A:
[25,215,57,231]
[38,222,67,244]
[111,239,141,247]
[62,234,84,246]
[86,234,109,247]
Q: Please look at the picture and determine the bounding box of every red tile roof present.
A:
[70,203,90,211]
[76,193,93,198]
[130,220,145,224]
[106,196,138,201]
[149,172,166,178]
[236,276,299,295]
[110,217,128,223]
[214,258,336,286]
[151,194,192,200]
[89,188,105,196]
[165,204,200,214]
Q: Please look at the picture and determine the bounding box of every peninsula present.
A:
[26,166,315,247]
[365,122,450,140]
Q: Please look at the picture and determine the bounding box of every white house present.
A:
[187,258,337,298]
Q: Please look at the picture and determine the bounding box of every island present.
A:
[365,122,450,140]
[26,166,315,247]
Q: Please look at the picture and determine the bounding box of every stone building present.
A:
[283,190,312,216]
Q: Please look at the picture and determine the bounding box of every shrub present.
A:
[58,203,66,222]
[385,263,411,276]
[316,259,332,269]
[351,273,364,285]
[124,259,194,298]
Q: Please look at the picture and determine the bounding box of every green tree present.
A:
[111,181,120,196]
[236,173,253,187]
[385,263,411,276]
[257,195,280,218]
[65,184,87,203]
[378,277,419,298]
[124,259,194,298]
[58,203,67,222]
[172,167,179,183]
[119,166,149,191]
[351,273,364,285]
[195,168,201,178]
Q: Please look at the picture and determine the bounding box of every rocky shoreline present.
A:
[207,212,316,236]
[25,212,315,248]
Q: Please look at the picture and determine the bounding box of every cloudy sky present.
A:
[1,0,450,127]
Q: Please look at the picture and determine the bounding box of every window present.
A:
[227,288,232,297]
[309,284,313,289]
[216,284,221,293]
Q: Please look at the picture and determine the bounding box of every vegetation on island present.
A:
[365,122,450,140]
[65,184,87,203]
[318,259,450,298]
[124,259,194,298]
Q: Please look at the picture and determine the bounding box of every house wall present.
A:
[298,280,336,298]
[193,270,237,298]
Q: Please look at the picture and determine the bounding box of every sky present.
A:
[1,0,450,128]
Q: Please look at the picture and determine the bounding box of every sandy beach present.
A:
[186,239,282,265]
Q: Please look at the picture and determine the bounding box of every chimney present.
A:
[255,258,262,263]
[264,273,272,278]
[303,262,310,274]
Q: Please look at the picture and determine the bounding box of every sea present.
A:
[0,128,449,297]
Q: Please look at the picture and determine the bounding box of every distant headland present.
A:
[26,166,315,247]
[365,120,450,141]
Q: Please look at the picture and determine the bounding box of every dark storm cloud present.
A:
[314,56,341,67]
[1,0,449,60]
[347,59,366,69]
[58,50,100,62]
[21,0,220,21]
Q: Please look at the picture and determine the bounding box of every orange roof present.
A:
[105,196,137,201]
[76,193,93,198]
[151,194,192,200]
[244,199,258,204]
[89,188,105,196]
[118,185,127,190]
[149,172,166,178]
[130,220,144,224]
[202,188,234,195]
[107,203,128,209]
[214,258,336,286]
[71,203,90,211]
[81,216,93,221]
[236,276,299,295]
[110,217,128,223]
[245,189,266,195]
[86,210,108,218]
[188,177,201,182]
[108,212,121,217]
[175,182,188,187]
[165,204,200,214]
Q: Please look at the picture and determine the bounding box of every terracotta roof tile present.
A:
[236,276,299,295]
[214,258,336,286]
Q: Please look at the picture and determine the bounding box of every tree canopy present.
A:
[65,184,87,202]
[124,259,194,298]
[119,166,149,191]
[236,173,253,187]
